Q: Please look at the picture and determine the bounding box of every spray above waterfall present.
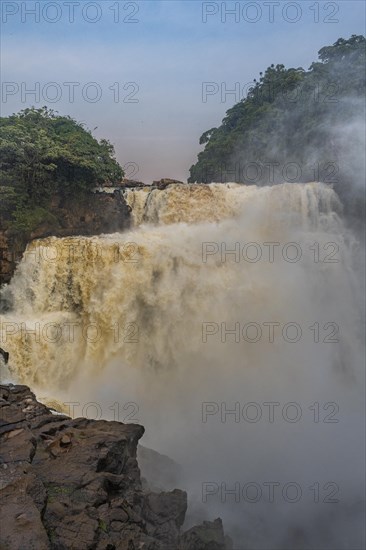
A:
[0,181,364,549]
[0,181,355,386]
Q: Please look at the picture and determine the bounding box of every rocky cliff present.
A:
[0,384,230,550]
[0,180,188,287]
[0,191,131,287]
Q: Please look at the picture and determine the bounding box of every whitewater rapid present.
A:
[0,182,355,386]
[0,182,364,549]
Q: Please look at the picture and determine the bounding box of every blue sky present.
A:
[1,0,365,181]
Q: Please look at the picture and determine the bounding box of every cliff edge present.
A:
[0,384,231,550]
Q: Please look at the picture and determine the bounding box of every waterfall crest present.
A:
[0,181,364,549]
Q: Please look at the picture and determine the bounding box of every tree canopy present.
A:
[0,107,123,230]
[188,35,365,210]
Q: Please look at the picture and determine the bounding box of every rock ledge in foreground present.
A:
[0,384,231,550]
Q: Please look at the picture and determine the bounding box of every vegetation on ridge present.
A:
[0,107,123,231]
[188,35,365,215]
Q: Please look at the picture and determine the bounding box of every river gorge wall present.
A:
[0,179,190,287]
[0,188,133,287]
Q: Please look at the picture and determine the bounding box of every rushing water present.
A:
[0,182,364,549]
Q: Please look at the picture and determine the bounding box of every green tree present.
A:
[188,34,365,216]
[0,107,124,230]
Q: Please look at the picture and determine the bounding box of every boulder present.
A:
[0,384,230,549]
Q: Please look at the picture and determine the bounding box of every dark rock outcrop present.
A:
[0,191,131,287]
[0,231,25,289]
[120,179,147,188]
[181,519,233,550]
[152,179,185,190]
[0,384,230,550]
[0,181,189,286]
[0,348,9,365]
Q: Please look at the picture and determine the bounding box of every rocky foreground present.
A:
[0,384,231,550]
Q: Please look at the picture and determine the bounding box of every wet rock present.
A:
[0,384,230,549]
[0,190,131,286]
[60,434,72,446]
[181,518,232,550]
[120,178,147,188]
[0,347,9,364]
[152,178,185,189]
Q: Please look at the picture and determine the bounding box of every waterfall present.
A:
[0,181,364,549]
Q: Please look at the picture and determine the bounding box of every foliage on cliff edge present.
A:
[188,35,365,207]
[0,107,124,231]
